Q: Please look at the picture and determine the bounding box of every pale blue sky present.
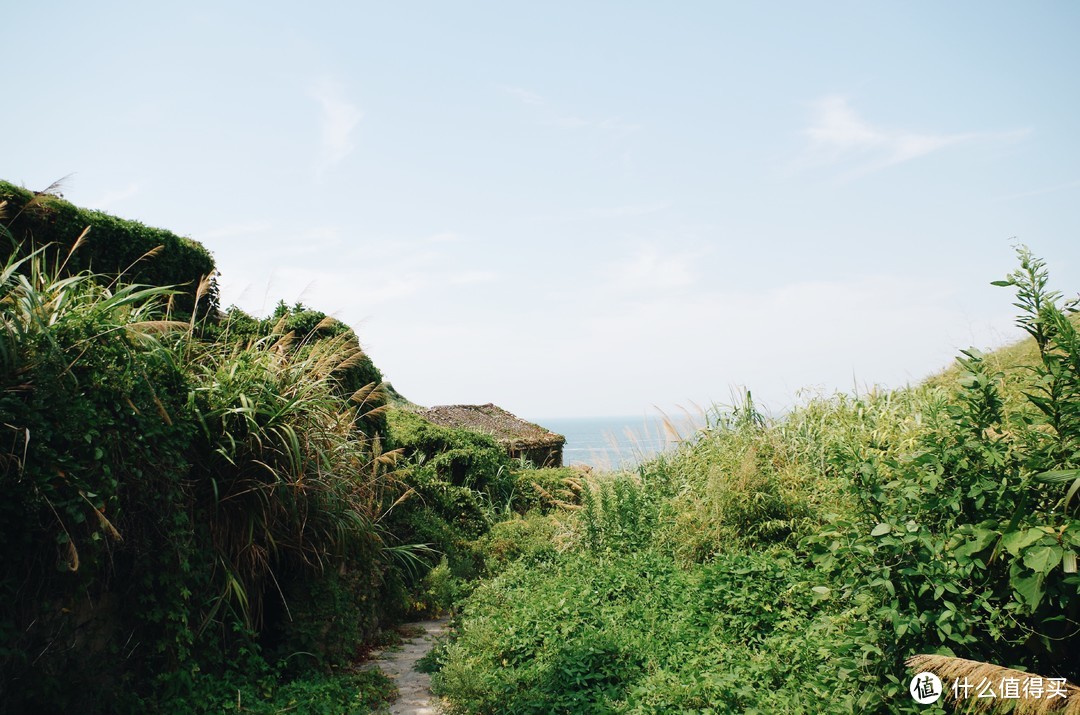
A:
[5,2,1079,418]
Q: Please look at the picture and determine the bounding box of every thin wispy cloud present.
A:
[426,231,461,243]
[201,221,273,240]
[503,86,545,106]
[603,248,698,292]
[449,270,497,285]
[995,178,1080,202]
[503,86,641,140]
[584,201,673,219]
[550,115,641,139]
[88,183,140,209]
[797,95,1027,177]
[526,201,672,224]
[311,78,364,174]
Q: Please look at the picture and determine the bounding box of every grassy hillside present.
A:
[428,248,1080,714]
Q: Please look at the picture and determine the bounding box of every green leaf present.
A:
[1035,469,1080,484]
[954,527,998,558]
[990,280,1014,287]
[1001,529,1044,557]
[1011,572,1045,609]
[871,523,891,537]
[1022,545,1063,574]
[1065,477,1080,511]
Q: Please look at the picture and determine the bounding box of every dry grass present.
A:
[907,654,1080,714]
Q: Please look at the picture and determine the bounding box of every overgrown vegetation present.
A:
[381,411,584,616]
[0,185,581,712]
[0,243,403,710]
[0,193,505,712]
[430,247,1080,714]
[5,180,1078,713]
[0,180,218,316]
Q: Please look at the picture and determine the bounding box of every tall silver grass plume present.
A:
[58,226,91,275]
[906,654,1080,714]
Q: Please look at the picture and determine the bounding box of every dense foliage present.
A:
[0,202,410,711]
[381,411,583,616]
[0,191,572,713]
[430,248,1080,714]
[0,180,218,316]
[6,180,1078,713]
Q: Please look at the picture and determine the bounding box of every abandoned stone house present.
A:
[417,403,565,468]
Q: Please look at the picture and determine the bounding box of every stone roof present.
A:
[418,403,565,448]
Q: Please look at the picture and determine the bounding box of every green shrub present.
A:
[1,180,218,316]
[412,556,470,616]
[265,544,386,672]
[0,249,200,710]
[434,548,875,714]
[207,302,388,437]
[802,248,1080,689]
[387,408,510,491]
[381,408,516,611]
[510,466,582,513]
[154,668,396,715]
[579,474,663,554]
[477,512,563,574]
[183,324,402,641]
[0,244,405,709]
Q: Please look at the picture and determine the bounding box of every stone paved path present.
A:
[369,618,449,715]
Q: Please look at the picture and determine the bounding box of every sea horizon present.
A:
[529,414,706,469]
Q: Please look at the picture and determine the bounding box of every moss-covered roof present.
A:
[418,404,565,448]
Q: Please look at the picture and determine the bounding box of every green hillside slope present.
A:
[431,248,1080,714]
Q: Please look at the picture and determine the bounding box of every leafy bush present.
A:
[579,475,662,554]
[510,466,582,514]
[1,180,218,316]
[208,302,388,436]
[0,238,406,710]
[411,556,470,616]
[378,408,517,611]
[434,548,875,713]
[802,248,1080,690]
[0,248,199,710]
[184,326,400,636]
[387,408,510,491]
[265,544,387,671]
[477,512,564,573]
[154,668,396,715]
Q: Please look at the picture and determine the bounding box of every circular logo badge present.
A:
[910,672,943,704]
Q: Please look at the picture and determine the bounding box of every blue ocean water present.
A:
[532,415,704,469]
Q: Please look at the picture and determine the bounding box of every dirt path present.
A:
[369,618,449,715]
